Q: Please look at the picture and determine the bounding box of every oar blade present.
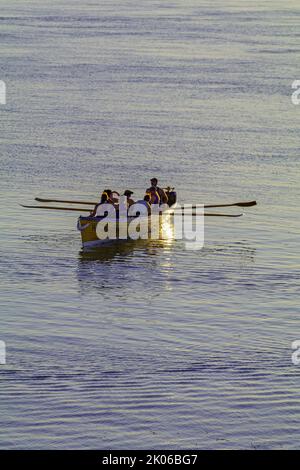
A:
[235,200,257,207]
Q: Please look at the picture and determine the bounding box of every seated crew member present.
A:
[123,190,135,208]
[103,189,116,204]
[134,194,151,214]
[146,178,168,205]
[91,192,114,216]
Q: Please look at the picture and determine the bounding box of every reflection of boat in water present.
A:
[77,189,177,250]
[78,238,174,262]
[77,237,177,298]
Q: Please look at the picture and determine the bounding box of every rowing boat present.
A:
[76,188,177,249]
[20,191,255,249]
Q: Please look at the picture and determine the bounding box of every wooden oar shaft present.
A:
[175,200,256,209]
[171,212,242,217]
[35,197,96,205]
[192,213,242,217]
[21,204,92,212]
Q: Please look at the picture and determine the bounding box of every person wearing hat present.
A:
[123,190,135,208]
[146,178,168,205]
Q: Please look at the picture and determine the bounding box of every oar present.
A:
[35,197,96,205]
[34,197,256,208]
[171,212,243,217]
[174,200,257,209]
[20,204,92,212]
[193,213,243,217]
[20,204,242,217]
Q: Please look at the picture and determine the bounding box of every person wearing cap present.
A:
[146,178,168,205]
[123,190,135,208]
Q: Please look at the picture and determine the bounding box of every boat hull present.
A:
[77,205,177,249]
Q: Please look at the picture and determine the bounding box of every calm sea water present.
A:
[0,0,300,449]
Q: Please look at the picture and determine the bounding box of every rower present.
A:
[91,191,114,216]
[134,194,151,214]
[146,178,168,205]
[123,190,135,208]
[103,189,116,204]
[148,187,160,205]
